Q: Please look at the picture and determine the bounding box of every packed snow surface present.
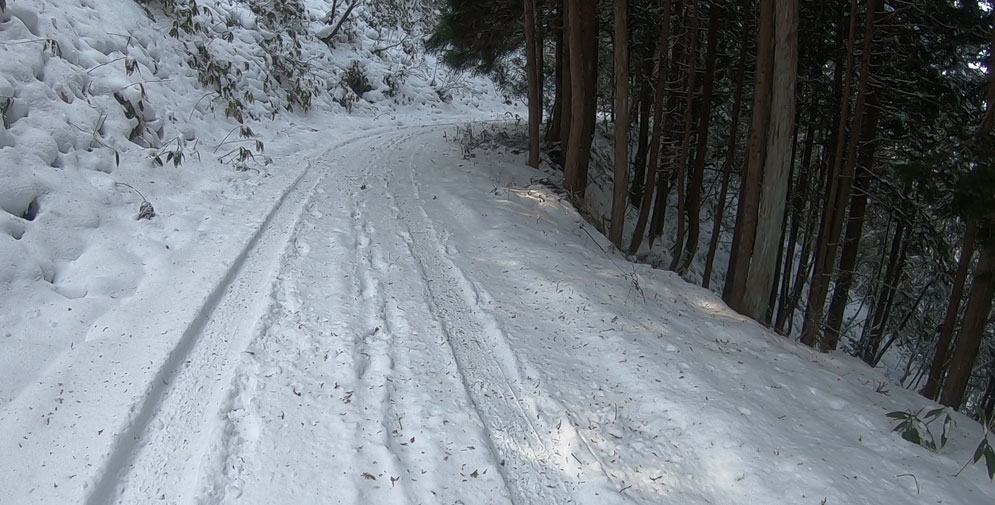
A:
[1,0,994,504]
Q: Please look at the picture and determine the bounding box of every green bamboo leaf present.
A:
[940,415,953,449]
[904,428,922,446]
[974,439,988,463]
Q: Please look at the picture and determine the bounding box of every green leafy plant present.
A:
[887,408,954,452]
[152,137,193,168]
[956,409,995,481]
[216,125,265,171]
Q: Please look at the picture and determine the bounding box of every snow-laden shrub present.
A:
[342,61,373,97]
[138,0,320,115]
[382,67,407,99]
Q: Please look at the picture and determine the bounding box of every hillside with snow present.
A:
[0,1,993,504]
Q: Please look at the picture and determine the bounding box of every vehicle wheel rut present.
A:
[384,129,629,505]
[86,126,623,505]
[194,130,515,505]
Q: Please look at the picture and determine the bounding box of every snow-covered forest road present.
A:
[3,125,994,505]
[101,125,624,505]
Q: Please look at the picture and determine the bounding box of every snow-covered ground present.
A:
[1,0,994,504]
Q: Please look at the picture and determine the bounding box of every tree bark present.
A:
[724,0,798,321]
[558,1,572,158]
[669,0,700,271]
[563,0,598,200]
[936,8,995,406]
[858,214,909,365]
[628,0,673,256]
[740,0,798,319]
[766,114,800,323]
[940,243,995,408]
[801,0,877,350]
[609,0,630,248]
[524,0,541,168]
[546,3,564,145]
[703,0,749,289]
[823,84,881,350]
[630,61,653,209]
[677,2,720,275]
[724,0,774,307]
[921,203,979,398]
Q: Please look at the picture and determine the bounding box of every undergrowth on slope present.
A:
[888,407,954,452]
[137,0,321,117]
[889,407,995,481]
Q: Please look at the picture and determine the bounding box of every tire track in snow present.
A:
[195,130,512,505]
[386,129,629,505]
[195,134,409,505]
[82,158,326,505]
[428,230,638,499]
[81,131,394,505]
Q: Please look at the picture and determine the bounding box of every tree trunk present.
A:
[628,0,673,256]
[677,2,720,275]
[703,0,750,289]
[630,60,653,209]
[766,116,800,323]
[563,0,598,200]
[982,365,995,421]
[823,84,881,350]
[858,214,909,365]
[937,8,995,407]
[725,0,798,321]
[740,0,798,319]
[648,18,684,248]
[921,212,979,399]
[775,71,820,331]
[524,0,541,168]
[669,1,700,271]
[876,273,941,367]
[801,0,877,350]
[777,0,844,334]
[724,0,774,306]
[940,244,995,408]
[558,2,572,159]
[546,1,563,145]
[776,199,817,334]
[609,0,630,249]
[648,92,676,247]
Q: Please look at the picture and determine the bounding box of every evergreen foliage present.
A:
[425,0,523,76]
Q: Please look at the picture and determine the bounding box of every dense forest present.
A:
[427,0,995,417]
